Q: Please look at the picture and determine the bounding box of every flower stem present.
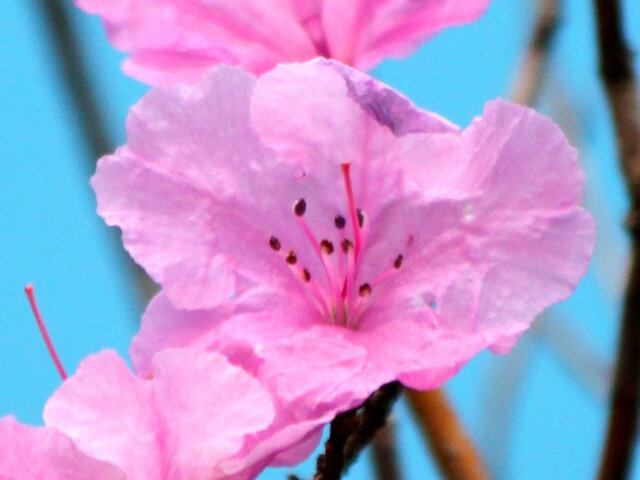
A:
[592,1,640,479]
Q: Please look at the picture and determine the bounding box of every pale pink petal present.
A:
[42,351,162,480]
[44,349,275,480]
[357,100,595,352]
[322,0,491,70]
[75,0,316,83]
[0,416,125,480]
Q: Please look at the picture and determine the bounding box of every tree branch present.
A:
[371,420,403,480]
[35,0,157,310]
[592,1,640,479]
[406,389,489,480]
[313,382,402,480]
[510,0,560,106]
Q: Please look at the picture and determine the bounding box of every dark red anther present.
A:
[302,268,311,282]
[357,209,364,228]
[269,236,281,251]
[320,239,335,255]
[341,239,353,253]
[334,215,346,229]
[358,283,372,297]
[286,250,297,265]
[393,254,403,269]
[294,198,307,217]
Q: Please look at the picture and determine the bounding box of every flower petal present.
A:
[0,416,125,480]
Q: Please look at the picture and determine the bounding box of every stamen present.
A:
[341,163,362,260]
[24,285,67,381]
[341,239,353,254]
[269,236,281,251]
[334,215,346,230]
[358,283,372,297]
[320,239,334,255]
[302,268,311,282]
[286,250,297,265]
[393,254,404,269]
[357,209,365,228]
[294,198,307,217]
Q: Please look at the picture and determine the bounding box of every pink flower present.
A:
[75,0,490,84]
[0,416,125,480]
[93,60,594,414]
[41,348,276,480]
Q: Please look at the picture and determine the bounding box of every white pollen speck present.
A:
[462,202,475,222]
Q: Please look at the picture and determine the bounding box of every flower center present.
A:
[268,163,404,328]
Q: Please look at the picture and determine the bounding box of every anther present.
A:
[341,239,353,253]
[294,198,307,217]
[393,254,404,269]
[358,283,372,297]
[269,236,281,251]
[286,250,297,265]
[334,215,346,229]
[357,209,365,228]
[320,239,334,255]
[302,268,311,282]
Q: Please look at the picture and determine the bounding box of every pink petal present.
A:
[0,416,125,480]
[44,349,275,480]
[75,0,316,83]
[322,0,492,70]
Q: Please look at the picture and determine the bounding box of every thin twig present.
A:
[407,389,489,480]
[34,0,157,310]
[371,419,403,480]
[313,382,402,480]
[592,1,640,479]
[510,0,560,106]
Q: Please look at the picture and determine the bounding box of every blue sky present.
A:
[1,1,639,478]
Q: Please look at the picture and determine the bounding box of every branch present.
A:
[371,420,403,480]
[510,0,560,106]
[313,382,402,480]
[35,0,157,309]
[592,1,640,479]
[406,389,489,480]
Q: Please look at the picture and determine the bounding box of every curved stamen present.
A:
[341,163,362,262]
[24,284,67,381]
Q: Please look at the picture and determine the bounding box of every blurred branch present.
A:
[34,0,157,309]
[510,0,560,105]
[313,382,402,480]
[532,314,610,401]
[592,1,640,479]
[371,419,403,480]
[407,389,489,480]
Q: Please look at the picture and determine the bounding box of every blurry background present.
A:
[1,0,639,478]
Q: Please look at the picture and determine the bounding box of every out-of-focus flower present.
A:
[93,59,594,425]
[41,348,276,480]
[76,0,491,84]
[0,416,125,480]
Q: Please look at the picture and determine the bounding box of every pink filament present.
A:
[341,163,362,262]
[24,284,67,381]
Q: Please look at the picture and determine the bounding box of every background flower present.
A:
[74,0,490,83]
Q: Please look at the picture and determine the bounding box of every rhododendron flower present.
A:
[0,416,125,480]
[41,348,276,480]
[93,60,594,417]
[76,0,491,84]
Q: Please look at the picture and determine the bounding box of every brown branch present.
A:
[371,420,403,480]
[407,389,489,480]
[35,0,157,311]
[592,1,640,479]
[510,0,560,106]
[312,382,402,480]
